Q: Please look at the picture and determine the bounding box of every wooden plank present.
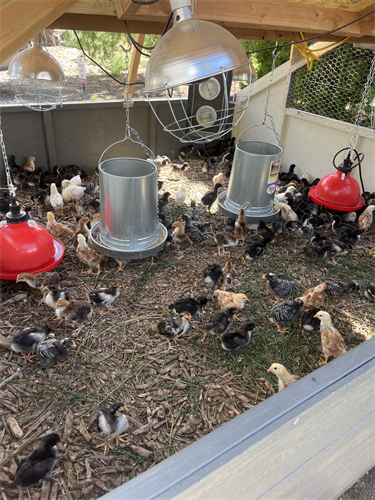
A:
[276,0,374,13]
[358,4,375,36]
[124,33,145,101]
[115,0,141,16]
[0,0,76,64]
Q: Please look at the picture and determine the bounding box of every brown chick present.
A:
[221,260,236,290]
[214,232,244,256]
[46,212,74,248]
[76,233,108,277]
[55,299,93,335]
[302,282,327,310]
[20,156,36,173]
[235,208,247,239]
[172,221,193,260]
[71,217,91,249]
[268,363,301,392]
[314,311,347,365]
[358,205,375,231]
[273,202,298,222]
[16,271,60,290]
[214,290,248,311]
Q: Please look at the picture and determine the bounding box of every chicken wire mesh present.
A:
[286,44,375,129]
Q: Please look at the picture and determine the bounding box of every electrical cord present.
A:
[245,8,375,55]
[130,0,160,4]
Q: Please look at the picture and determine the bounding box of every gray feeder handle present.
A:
[237,122,284,150]
[98,133,156,169]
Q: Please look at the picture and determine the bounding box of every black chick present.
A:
[97,403,129,455]
[202,308,237,343]
[225,217,236,233]
[158,192,171,212]
[14,433,60,489]
[331,215,356,239]
[157,180,164,191]
[364,285,375,302]
[303,244,328,273]
[203,263,223,298]
[168,296,208,317]
[323,238,351,263]
[158,212,172,230]
[272,217,286,235]
[299,222,315,241]
[244,239,272,266]
[35,336,75,378]
[324,280,360,300]
[201,158,213,174]
[286,220,301,243]
[257,221,275,242]
[263,273,296,303]
[221,322,256,362]
[300,308,321,335]
[279,164,299,183]
[88,286,120,314]
[10,326,51,361]
[182,214,206,244]
[338,228,362,247]
[178,144,194,162]
[31,190,50,216]
[269,298,305,333]
[201,183,222,213]
[187,200,200,221]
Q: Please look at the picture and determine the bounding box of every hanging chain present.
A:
[263,44,283,147]
[0,114,16,197]
[347,52,375,151]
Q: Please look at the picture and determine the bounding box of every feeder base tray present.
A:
[217,191,280,224]
[89,221,168,261]
[309,186,365,212]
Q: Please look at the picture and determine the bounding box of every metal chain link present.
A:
[0,114,16,197]
[347,51,375,151]
[263,44,283,147]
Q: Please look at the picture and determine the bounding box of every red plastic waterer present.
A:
[0,197,64,280]
[309,148,365,211]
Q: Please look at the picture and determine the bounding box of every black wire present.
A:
[131,0,159,4]
[245,8,375,55]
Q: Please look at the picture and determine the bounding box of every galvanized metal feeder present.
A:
[89,98,167,261]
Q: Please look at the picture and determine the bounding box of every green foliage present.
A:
[241,40,291,79]
[287,44,375,127]
[59,30,158,77]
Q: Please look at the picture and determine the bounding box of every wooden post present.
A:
[124,33,146,101]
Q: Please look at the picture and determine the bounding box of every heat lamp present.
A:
[0,125,64,281]
[145,0,252,143]
[8,33,65,112]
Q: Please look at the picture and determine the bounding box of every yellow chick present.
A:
[174,188,186,207]
[214,290,248,311]
[268,363,300,392]
[273,202,298,222]
[61,179,85,202]
[213,172,224,185]
[50,183,63,215]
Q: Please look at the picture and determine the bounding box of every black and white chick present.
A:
[300,308,321,335]
[88,286,120,315]
[299,221,315,241]
[14,433,60,489]
[269,297,306,333]
[221,322,257,362]
[203,263,223,298]
[303,244,328,273]
[244,238,272,266]
[202,308,237,343]
[364,285,375,302]
[257,221,275,242]
[97,403,129,455]
[157,312,192,350]
[182,214,206,244]
[10,325,51,361]
[286,220,301,243]
[34,336,76,378]
[263,273,296,303]
[168,296,208,318]
[186,200,201,221]
[324,280,360,300]
[272,217,286,236]
[42,285,71,309]
[178,144,194,162]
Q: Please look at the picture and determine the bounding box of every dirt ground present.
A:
[0,45,374,500]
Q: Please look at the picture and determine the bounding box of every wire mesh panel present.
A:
[286,44,375,128]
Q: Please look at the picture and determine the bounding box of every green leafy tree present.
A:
[241,40,291,79]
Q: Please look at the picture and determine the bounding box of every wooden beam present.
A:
[124,33,145,101]
[358,5,375,36]
[0,0,77,65]
[115,0,141,16]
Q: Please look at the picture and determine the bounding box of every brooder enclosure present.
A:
[0,153,374,500]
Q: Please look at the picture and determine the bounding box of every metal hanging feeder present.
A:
[218,47,282,223]
[89,57,167,260]
[0,118,64,281]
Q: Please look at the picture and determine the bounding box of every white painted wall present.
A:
[233,55,375,192]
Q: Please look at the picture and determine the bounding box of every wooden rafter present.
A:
[0,0,77,65]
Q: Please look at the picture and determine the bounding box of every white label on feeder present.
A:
[77,56,87,84]
[267,185,276,194]
[268,159,281,184]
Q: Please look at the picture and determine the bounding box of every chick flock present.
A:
[2,146,374,492]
